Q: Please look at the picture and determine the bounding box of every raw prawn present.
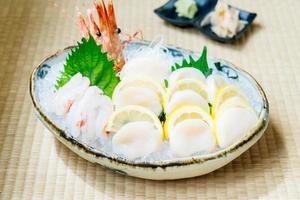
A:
[77,0,143,71]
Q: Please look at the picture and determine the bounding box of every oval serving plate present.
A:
[30,40,269,180]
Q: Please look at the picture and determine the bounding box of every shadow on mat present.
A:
[54,117,285,199]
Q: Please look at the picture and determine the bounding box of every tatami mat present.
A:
[0,0,299,199]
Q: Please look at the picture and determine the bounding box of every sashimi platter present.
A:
[30,0,269,180]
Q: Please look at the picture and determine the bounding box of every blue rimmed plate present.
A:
[29,40,269,180]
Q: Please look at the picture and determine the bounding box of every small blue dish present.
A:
[154,0,257,43]
[154,0,217,27]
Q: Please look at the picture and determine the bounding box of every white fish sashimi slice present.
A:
[165,90,209,114]
[112,121,163,159]
[169,119,216,157]
[120,56,171,84]
[114,86,162,115]
[52,73,90,115]
[66,86,103,138]
[206,74,228,102]
[95,96,114,141]
[218,96,250,112]
[215,107,258,148]
[168,68,206,87]
[66,86,113,141]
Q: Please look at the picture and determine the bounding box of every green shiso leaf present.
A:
[171,46,212,78]
[55,35,120,97]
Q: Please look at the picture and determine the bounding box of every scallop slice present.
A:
[119,55,171,84]
[165,79,208,107]
[52,73,90,115]
[206,74,228,103]
[168,68,206,87]
[113,76,165,100]
[112,77,165,116]
[214,107,259,148]
[165,105,215,157]
[112,121,163,159]
[211,84,246,117]
[165,90,209,115]
[169,119,216,157]
[66,86,113,141]
[106,105,163,134]
[217,96,250,113]
[113,86,162,115]
[107,106,163,159]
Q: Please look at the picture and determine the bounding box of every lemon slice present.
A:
[218,96,250,113]
[105,105,163,135]
[164,105,213,139]
[112,76,165,101]
[164,78,208,108]
[212,84,246,117]
[168,68,206,87]
[165,90,210,115]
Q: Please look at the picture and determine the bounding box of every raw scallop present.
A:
[165,89,209,114]
[168,68,206,87]
[112,121,163,159]
[215,107,258,148]
[120,55,171,84]
[169,119,216,157]
[113,86,162,115]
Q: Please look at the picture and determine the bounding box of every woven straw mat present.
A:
[0,0,299,199]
